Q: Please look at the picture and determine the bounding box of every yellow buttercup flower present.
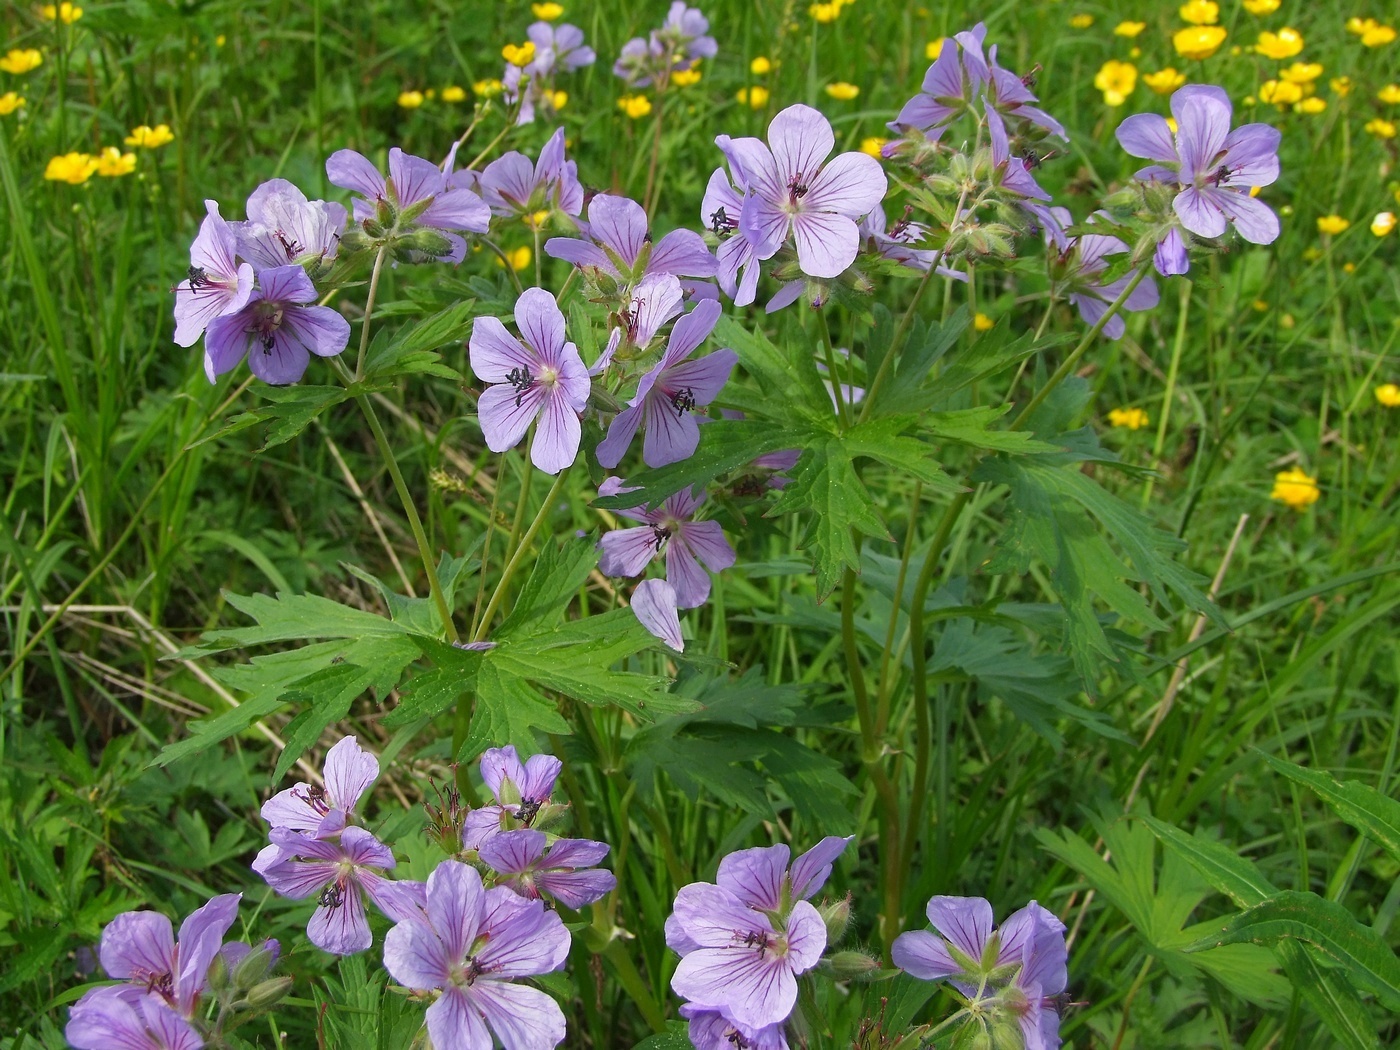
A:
[499,245,532,272]
[1270,467,1319,509]
[1362,25,1397,47]
[1294,97,1326,114]
[1070,14,1094,29]
[1316,215,1349,235]
[1346,18,1376,35]
[860,137,887,158]
[124,123,174,148]
[1174,26,1226,60]
[1330,76,1352,97]
[0,48,43,75]
[973,312,994,332]
[1144,68,1187,95]
[1095,61,1138,106]
[750,56,772,75]
[1259,80,1302,106]
[1375,383,1400,406]
[1279,62,1322,84]
[1166,116,1178,133]
[1251,299,1269,312]
[926,39,945,60]
[1179,0,1219,25]
[1372,212,1397,236]
[502,42,536,67]
[44,151,98,184]
[473,79,504,98]
[618,94,652,118]
[1107,407,1149,430]
[671,68,702,87]
[524,210,551,231]
[825,82,859,100]
[0,91,24,114]
[737,86,770,109]
[809,2,841,23]
[441,85,466,103]
[40,2,83,23]
[397,90,425,109]
[1379,85,1400,104]
[94,146,136,177]
[1365,118,1397,139]
[547,90,568,112]
[1242,0,1279,12]
[1254,28,1303,60]
[531,2,564,19]
[1114,21,1146,37]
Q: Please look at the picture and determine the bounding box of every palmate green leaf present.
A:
[626,728,775,817]
[174,590,413,657]
[495,535,600,635]
[343,549,476,638]
[712,313,835,426]
[919,405,1061,455]
[1185,891,1400,1013]
[1142,817,1276,908]
[863,307,971,419]
[1258,752,1400,865]
[631,1021,693,1050]
[362,299,472,380]
[458,659,572,762]
[843,417,960,491]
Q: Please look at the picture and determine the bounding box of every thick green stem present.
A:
[353,244,390,380]
[1140,278,1192,510]
[472,466,572,640]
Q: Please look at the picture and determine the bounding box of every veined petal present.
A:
[790,210,860,279]
[466,979,568,1050]
[666,534,712,609]
[326,149,386,200]
[478,829,548,876]
[596,404,644,469]
[789,835,853,900]
[631,578,684,651]
[677,520,734,574]
[388,148,446,208]
[478,383,546,454]
[515,287,568,362]
[925,895,994,962]
[641,389,701,468]
[1173,186,1228,238]
[323,736,379,813]
[587,194,649,268]
[672,946,796,1031]
[598,525,661,578]
[1221,123,1281,187]
[716,844,789,911]
[341,826,395,870]
[420,861,484,964]
[249,330,311,385]
[802,152,886,218]
[768,104,834,187]
[282,304,351,359]
[738,195,791,261]
[536,867,617,909]
[383,915,452,990]
[1215,189,1279,244]
[100,911,175,982]
[1115,113,1178,166]
[783,901,827,974]
[531,387,582,473]
[544,237,614,274]
[307,887,372,955]
[661,298,722,367]
[891,928,962,981]
[664,348,737,405]
[1171,84,1232,177]
[426,988,492,1050]
[476,887,571,976]
[470,316,537,382]
[649,229,718,278]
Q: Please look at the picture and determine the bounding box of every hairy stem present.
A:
[353,243,390,380]
[472,466,572,640]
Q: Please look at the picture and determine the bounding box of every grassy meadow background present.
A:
[2,0,1400,1046]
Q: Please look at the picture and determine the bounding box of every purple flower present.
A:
[173,201,254,348]
[67,988,204,1050]
[233,178,346,272]
[478,829,618,909]
[1043,208,1160,339]
[609,272,687,362]
[976,29,1067,141]
[1154,227,1190,277]
[630,578,684,651]
[382,860,571,1050]
[893,896,1068,1050]
[327,146,490,263]
[985,102,1050,201]
[596,482,735,609]
[667,882,826,1030]
[614,3,716,86]
[1115,84,1281,245]
[703,138,764,306]
[256,826,412,955]
[526,21,596,76]
[886,30,973,140]
[469,287,590,474]
[463,745,564,852]
[203,264,351,385]
[859,203,967,282]
[94,893,241,1017]
[726,104,887,279]
[680,1004,789,1050]
[596,300,735,469]
[261,735,379,838]
[478,127,584,220]
[544,193,716,286]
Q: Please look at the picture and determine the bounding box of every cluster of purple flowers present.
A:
[615,2,717,88]
[504,20,596,126]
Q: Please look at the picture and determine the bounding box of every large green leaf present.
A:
[1184,891,1400,1013]
[457,659,573,762]
[1258,752,1400,865]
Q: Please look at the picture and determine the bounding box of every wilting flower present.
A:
[478,830,618,908]
[204,265,351,385]
[859,203,963,280]
[544,192,715,289]
[1271,466,1319,508]
[173,200,255,348]
[726,103,886,279]
[596,300,736,468]
[463,745,564,851]
[469,287,589,474]
[1043,209,1160,339]
[233,178,346,273]
[597,482,735,609]
[90,894,242,1017]
[67,990,203,1050]
[477,127,584,220]
[631,578,684,650]
[702,148,760,305]
[257,826,417,954]
[327,146,490,262]
[126,123,174,148]
[383,861,571,1050]
[1116,84,1281,245]
[893,896,1068,1050]
[597,272,687,368]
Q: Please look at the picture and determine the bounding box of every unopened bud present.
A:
[399,194,436,225]
[240,975,295,1012]
[817,894,852,943]
[589,385,623,414]
[397,228,455,260]
[822,949,880,980]
[232,939,281,989]
[374,195,397,229]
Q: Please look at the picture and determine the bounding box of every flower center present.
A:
[250,301,286,351]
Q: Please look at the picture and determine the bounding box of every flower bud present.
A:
[396,228,455,260]
[817,894,852,943]
[374,195,397,230]
[822,949,880,980]
[232,939,281,989]
[399,194,436,225]
[240,975,295,1012]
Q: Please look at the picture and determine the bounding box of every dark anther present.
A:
[650,524,671,551]
[517,798,542,826]
[1208,164,1232,186]
[670,387,696,416]
[787,173,810,201]
[889,205,915,240]
[507,366,535,406]
[319,883,345,909]
[276,232,304,259]
[261,334,276,351]
[1021,64,1042,89]
[186,265,209,289]
[709,206,737,237]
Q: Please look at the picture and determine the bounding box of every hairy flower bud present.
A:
[822,949,880,980]
[240,975,295,1012]
[817,893,852,943]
